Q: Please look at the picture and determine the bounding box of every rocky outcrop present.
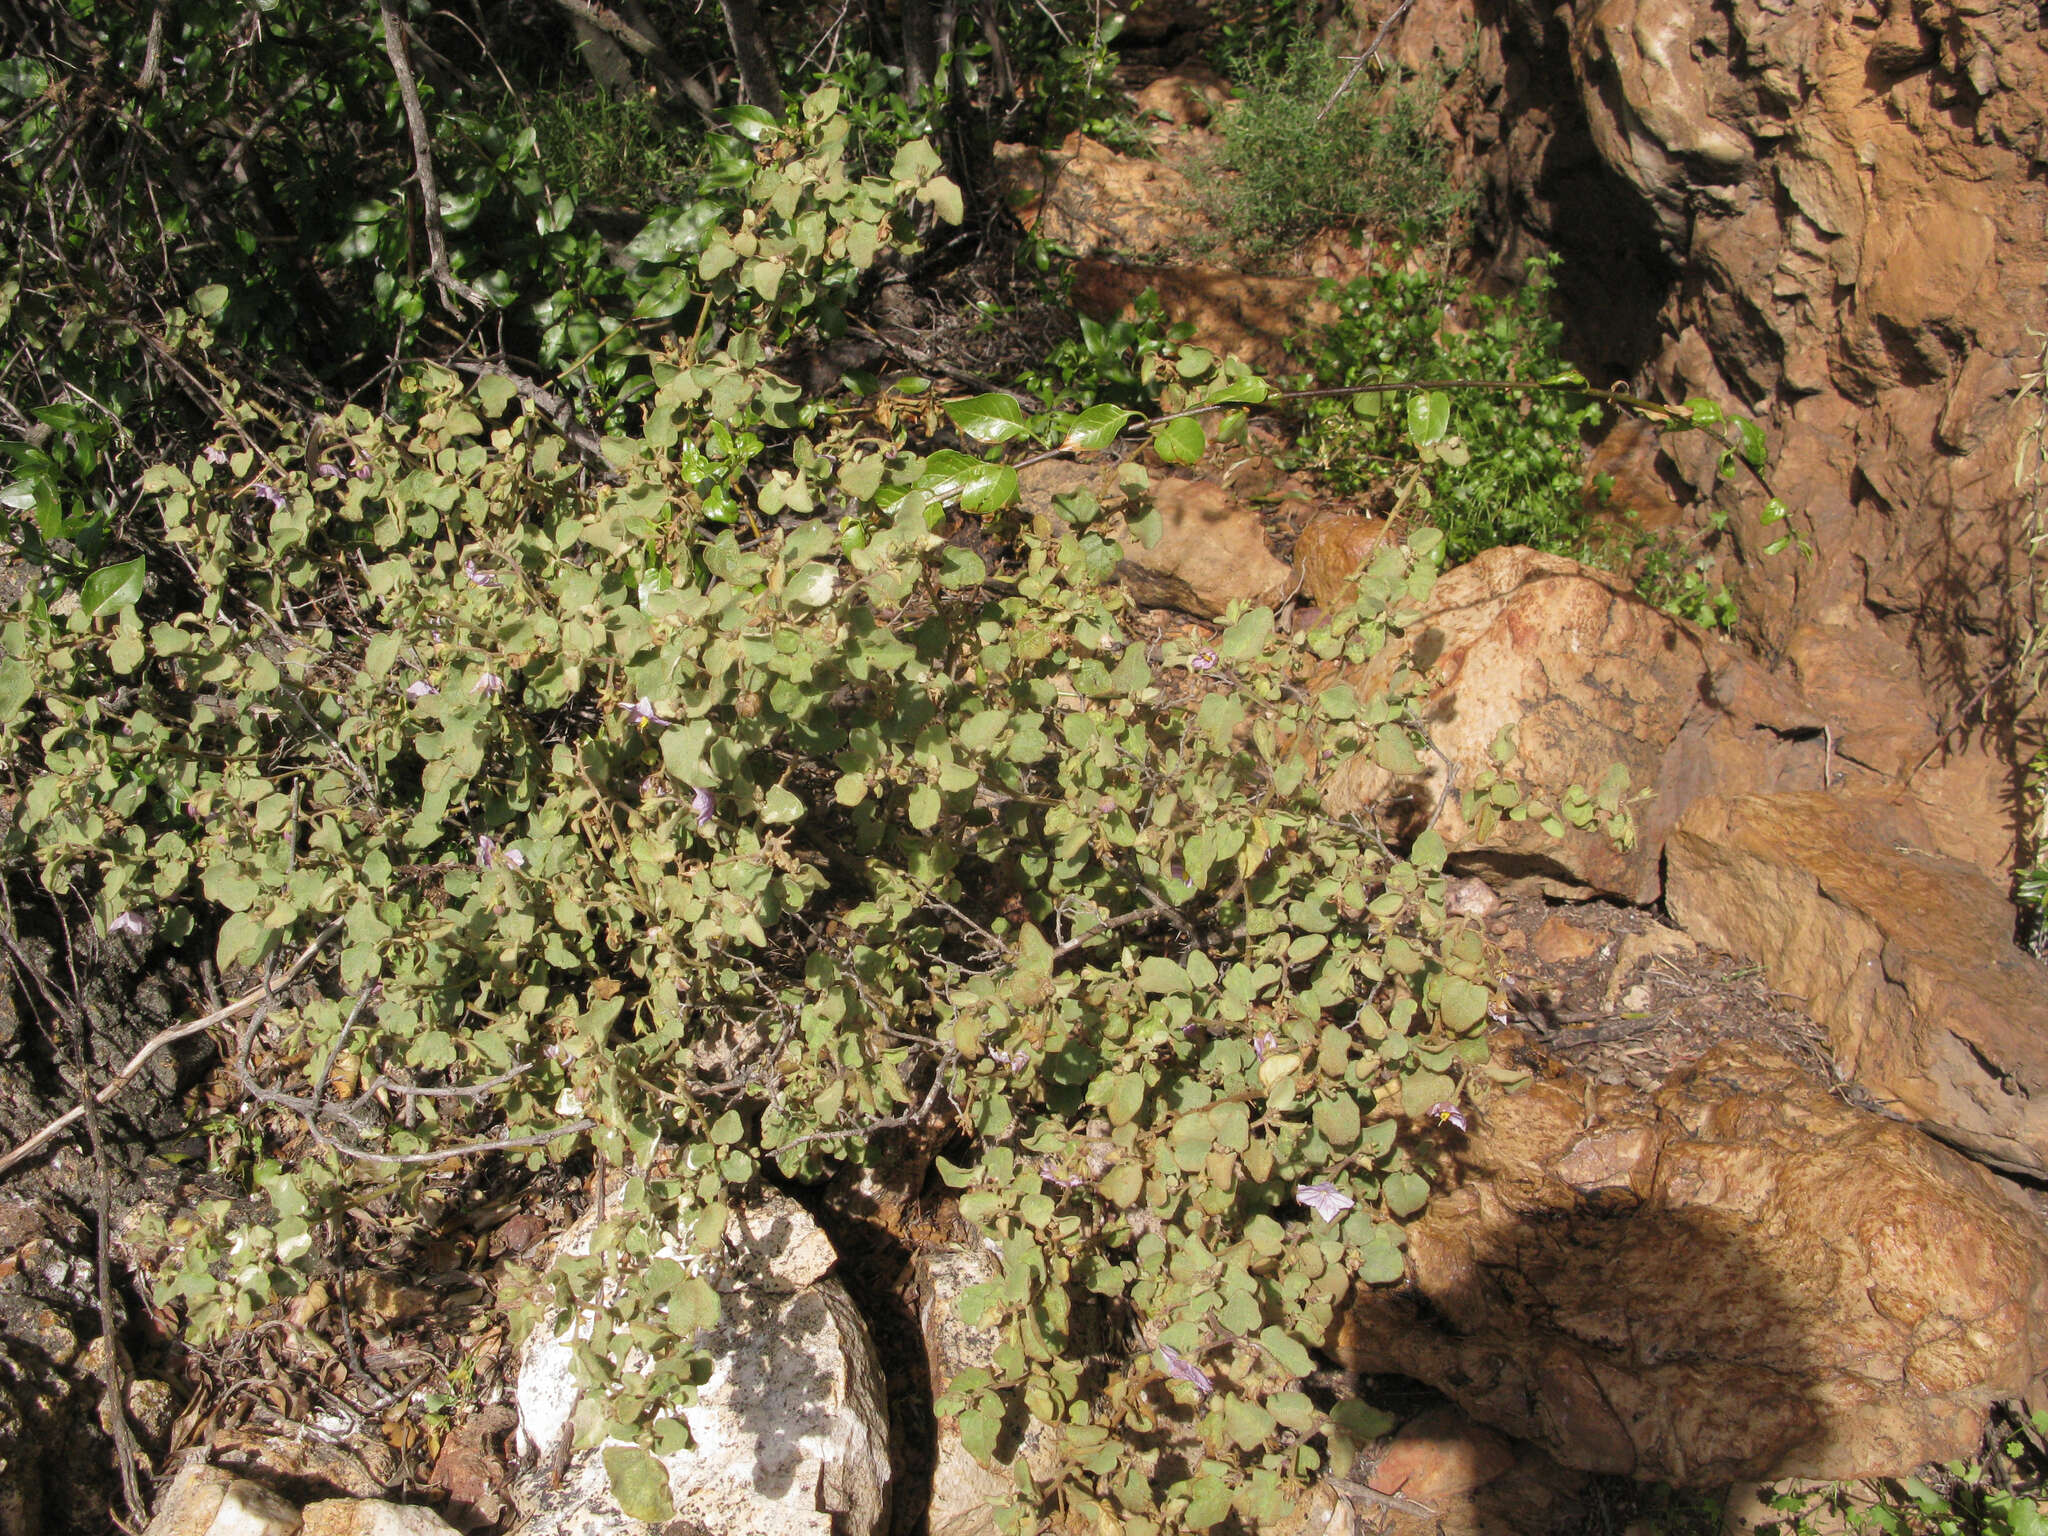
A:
[512,1189,891,1536]
[1293,512,1393,612]
[1357,1405,1590,1536]
[1016,454,1304,619]
[141,1461,464,1536]
[994,133,1208,258]
[1666,789,2048,1175]
[1365,0,2048,849]
[1330,1041,2048,1483]
[1322,545,1829,901]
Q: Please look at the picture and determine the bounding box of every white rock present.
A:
[919,1246,1056,1536]
[300,1502,462,1536]
[513,1189,891,1536]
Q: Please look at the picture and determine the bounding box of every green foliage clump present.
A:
[11,383,1494,1530]
[1013,289,1197,413]
[2020,749,2048,956]
[1207,0,1320,81]
[1203,44,1470,259]
[508,84,709,210]
[1756,1412,2048,1534]
[1296,257,1602,564]
[1014,8,1149,154]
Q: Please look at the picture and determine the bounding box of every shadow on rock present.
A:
[1328,1039,2048,1487]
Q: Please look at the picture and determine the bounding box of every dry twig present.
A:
[0,921,344,1181]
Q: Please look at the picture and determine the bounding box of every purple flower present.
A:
[201,445,228,466]
[473,671,505,697]
[690,785,716,831]
[463,559,500,588]
[405,680,439,700]
[350,461,373,482]
[315,462,342,479]
[245,481,286,510]
[987,1045,1031,1071]
[476,835,525,871]
[109,910,148,938]
[1252,1031,1277,1062]
[1038,1160,1083,1190]
[1158,1344,1213,1396]
[1296,1181,1356,1223]
[1427,1101,1470,1133]
[1188,648,1218,673]
[620,697,672,727]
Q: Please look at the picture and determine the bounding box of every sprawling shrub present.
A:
[0,74,1595,1530]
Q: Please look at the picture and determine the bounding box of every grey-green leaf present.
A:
[602,1445,674,1522]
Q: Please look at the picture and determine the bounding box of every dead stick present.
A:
[0,922,342,1181]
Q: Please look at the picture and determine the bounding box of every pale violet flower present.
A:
[476,836,526,872]
[1158,1344,1213,1396]
[109,911,149,938]
[1252,1031,1277,1062]
[1038,1160,1083,1190]
[1188,648,1218,673]
[987,1045,1031,1071]
[201,445,228,466]
[463,559,500,588]
[245,481,285,510]
[404,680,438,700]
[690,785,715,831]
[621,697,672,727]
[1428,1101,1471,1133]
[350,461,372,482]
[1296,1182,1356,1223]
[315,462,342,479]
[473,671,505,697]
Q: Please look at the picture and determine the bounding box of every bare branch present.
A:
[1316,0,1422,124]
[0,921,345,1181]
[377,0,491,312]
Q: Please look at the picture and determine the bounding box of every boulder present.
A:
[1665,790,2048,1176]
[512,1189,890,1536]
[1368,1405,1517,1505]
[1114,475,1294,619]
[1133,69,1231,129]
[1321,546,1827,901]
[299,1502,461,1536]
[1071,261,1331,377]
[1329,1041,2048,1483]
[1354,1405,1590,1536]
[142,1462,301,1536]
[993,135,1207,258]
[1293,513,1394,613]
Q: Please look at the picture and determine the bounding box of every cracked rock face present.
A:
[1666,789,2048,1175]
[511,1190,890,1536]
[1321,546,1829,903]
[1361,0,2048,853]
[1329,1042,2048,1484]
